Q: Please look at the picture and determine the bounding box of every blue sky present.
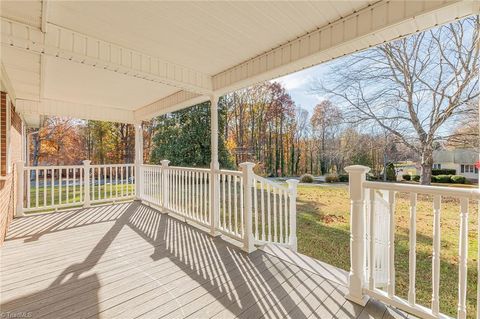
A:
[273,62,333,116]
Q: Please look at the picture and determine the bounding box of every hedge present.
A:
[432,168,456,175]
[338,174,349,182]
[300,174,314,183]
[325,174,339,183]
[450,175,466,184]
[412,175,420,182]
[402,174,411,181]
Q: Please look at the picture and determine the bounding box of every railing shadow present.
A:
[1,202,364,318]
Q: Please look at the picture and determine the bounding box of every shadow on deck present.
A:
[1,202,408,318]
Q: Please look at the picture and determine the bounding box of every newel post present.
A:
[83,160,91,208]
[286,179,299,251]
[15,161,25,217]
[344,165,370,306]
[161,160,170,212]
[240,162,255,253]
[134,122,143,200]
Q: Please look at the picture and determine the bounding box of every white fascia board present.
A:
[212,0,479,95]
[134,90,209,121]
[0,19,213,95]
[16,98,135,124]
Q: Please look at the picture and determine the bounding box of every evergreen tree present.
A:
[150,101,233,169]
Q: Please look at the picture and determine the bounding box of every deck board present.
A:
[1,202,405,318]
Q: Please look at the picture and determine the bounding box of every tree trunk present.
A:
[420,147,433,185]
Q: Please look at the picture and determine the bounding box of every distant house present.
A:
[433,149,479,181]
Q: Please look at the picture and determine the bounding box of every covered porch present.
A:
[2,1,480,319]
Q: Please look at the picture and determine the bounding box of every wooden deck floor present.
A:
[1,202,407,319]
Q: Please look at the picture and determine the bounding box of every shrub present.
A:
[412,175,420,182]
[435,174,452,183]
[431,175,438,183]
[385,163,396,181]
[299,174,314,183]
[450,175,466,184]
[367,174,379,181]
[432,168,456,175]
[338,174,349,182]
[325,174,339,183]
[402,174,411,181]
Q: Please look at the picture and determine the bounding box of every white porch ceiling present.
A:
[1,0,479,125]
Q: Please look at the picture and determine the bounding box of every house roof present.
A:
[1,1,479,124]
[433,149,479,164]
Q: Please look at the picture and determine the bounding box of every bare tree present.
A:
[310,100,343,174]
[312,16,479,184]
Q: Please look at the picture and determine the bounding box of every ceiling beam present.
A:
[41,0,48,33]
[212,0,479,95]
[134,90,208,121]
[0,18,213,95]
[16,98,135,124]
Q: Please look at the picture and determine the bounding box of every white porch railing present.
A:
[16,160,298,253]
[139,161,298,252]
[16,161,136,213]
[345,165,480,319]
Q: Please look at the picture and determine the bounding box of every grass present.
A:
[295,184,479,318]
[26,183,135,210]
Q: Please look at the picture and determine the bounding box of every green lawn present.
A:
[296,184,478,318]
[26,183,135,209]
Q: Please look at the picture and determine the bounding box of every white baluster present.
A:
[431,195,441,315]
[27,168,31,209]
[267,183,271,242]
[458,198,468,319]
[387,190,396,297]
[35,168,39,208]
[368,188,376,290]
[51,168,55,206]
[44,168,47,207]
[273,187,277,242]
[408,193,417,306]
[254,179,258,240]
[261,181,265,241]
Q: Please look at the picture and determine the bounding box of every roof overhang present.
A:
[1,0,478,125]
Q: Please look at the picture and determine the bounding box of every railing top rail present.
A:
[252,174,289,191]
[169,166,211,173]
[364,181,480,200]
[141,164,163,168]
[90,163,134,167]
[217,169,243,177]
[25,165,84,170]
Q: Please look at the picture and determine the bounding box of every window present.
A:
[433,163,441,169]
[461,164,476,174]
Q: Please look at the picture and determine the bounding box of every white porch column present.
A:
[344,165,370,306]
[134,122,143,200]
[210,94,220,236]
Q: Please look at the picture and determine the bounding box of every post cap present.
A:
[160,160,170,166]
[239,162,255,169]
[286,179,300,185]
[344,165,370,174]
[82,160,91,165]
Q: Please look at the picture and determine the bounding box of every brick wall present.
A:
[0,92,23,245]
